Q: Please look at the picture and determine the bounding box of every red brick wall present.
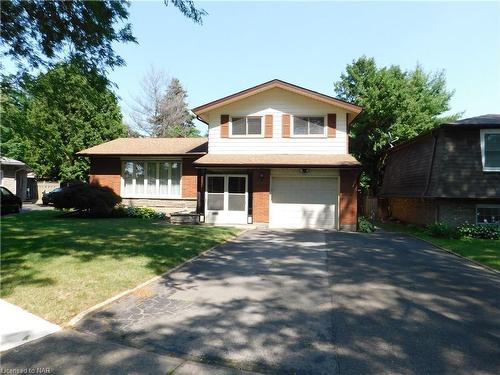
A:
[389,197,436,225]
[339,169,359,228]
[252,169,270,223]
[89,157,121,195]
[182,157,198,199]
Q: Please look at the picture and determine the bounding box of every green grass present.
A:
[1,210,239,324]
[379,222,500,271]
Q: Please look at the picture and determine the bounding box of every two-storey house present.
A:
[78,80,363,230]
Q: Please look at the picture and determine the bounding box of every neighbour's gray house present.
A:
[379,114,500,226]
[0,156,28,200]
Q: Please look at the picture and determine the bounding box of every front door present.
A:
[205,175,248,224]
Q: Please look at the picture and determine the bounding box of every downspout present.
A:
[423,130,439,222]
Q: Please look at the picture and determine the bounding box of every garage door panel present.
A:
[270,177,338,229]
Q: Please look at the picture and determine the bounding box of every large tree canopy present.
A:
[1,0,206,72]
[1,61,127,182]
[334,56,460,193]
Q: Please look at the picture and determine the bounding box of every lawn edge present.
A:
[378,227,500,275]
[66,227,250,328]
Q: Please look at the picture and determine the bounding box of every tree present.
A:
[130,68,199,137]
[334,56,460,194]
[155,78,198,137]
[1,61,127,182]
[1,0,206,72]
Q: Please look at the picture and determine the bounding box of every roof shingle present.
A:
[193,154,360,167]
[77,138,208,156]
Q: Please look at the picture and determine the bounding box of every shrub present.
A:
[425,223,458,238]
[113,205,166,220]
[358,216,375,233]
[457,224,500,240]
[52,182,121,216]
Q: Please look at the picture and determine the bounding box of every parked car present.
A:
[42,187,63,205]
[1,186,22,214]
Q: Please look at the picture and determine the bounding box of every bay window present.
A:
[122,160,181,197]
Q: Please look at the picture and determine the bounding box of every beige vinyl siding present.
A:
[206,88,349,155]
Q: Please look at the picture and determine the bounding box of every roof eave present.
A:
[192,79,362,121]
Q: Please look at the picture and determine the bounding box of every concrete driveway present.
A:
[2,229,500,374]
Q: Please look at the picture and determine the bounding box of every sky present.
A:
[108,1,500,130]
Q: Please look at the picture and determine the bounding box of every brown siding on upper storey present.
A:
[89,157,121,195]
[379,133,435,198]
[427,128,500,198]
[339,169,359,227]
[182,157,198,199]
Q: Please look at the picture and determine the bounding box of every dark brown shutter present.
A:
[282,114,290,138]
[264,115,273,138]
[220,114,229,138]
[345,113,350,153]
[327,113,337,138]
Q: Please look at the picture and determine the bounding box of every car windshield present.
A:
[52,188,63,193]
[1,187,13,197]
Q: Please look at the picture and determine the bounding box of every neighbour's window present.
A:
[476,205,500,225]
[122,161,181,197]
[293,116,325,136]
[231,116,262,136]
[481,129,500,171]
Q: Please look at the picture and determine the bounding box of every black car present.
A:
[42,187,63,205]
[1,186,22,214]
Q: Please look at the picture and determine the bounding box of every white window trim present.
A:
[476,204,500,225]
[120,159,182,199]
[480,129,500,172]
[205,174,248,213]
[291,115,328,138]
[229,116,264,138]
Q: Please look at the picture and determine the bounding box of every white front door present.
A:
[269,177,338,229]
[205,175,248,224]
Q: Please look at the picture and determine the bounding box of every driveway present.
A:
[2,229,500,374]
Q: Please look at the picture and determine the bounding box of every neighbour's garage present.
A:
[269,173,338,229]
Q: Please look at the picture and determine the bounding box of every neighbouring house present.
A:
[77,79,363,230]
[379,114,500,226]
[0,156,28,200]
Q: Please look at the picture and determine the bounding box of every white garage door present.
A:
[269,177,338,229]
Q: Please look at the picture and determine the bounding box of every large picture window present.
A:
[231,116,262,136]
[293,116,325,136]
[481,129,500,171]
[122,160,181,197]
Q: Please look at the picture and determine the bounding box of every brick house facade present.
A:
[79,80,363,230]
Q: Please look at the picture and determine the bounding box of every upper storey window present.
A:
[481,129,500,171]
[293,116,325,136]
[230,116,263,137]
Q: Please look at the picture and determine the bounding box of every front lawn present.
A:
[1,210,239,324]
[379,222,500,271]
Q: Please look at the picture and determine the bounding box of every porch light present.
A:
[300,168,310,174]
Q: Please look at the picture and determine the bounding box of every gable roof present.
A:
[77,138,208,156]
[443,114,500,127]
[0,156,26,167]
[192,79,362,121]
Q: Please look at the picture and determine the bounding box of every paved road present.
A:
[1,229,499,374]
